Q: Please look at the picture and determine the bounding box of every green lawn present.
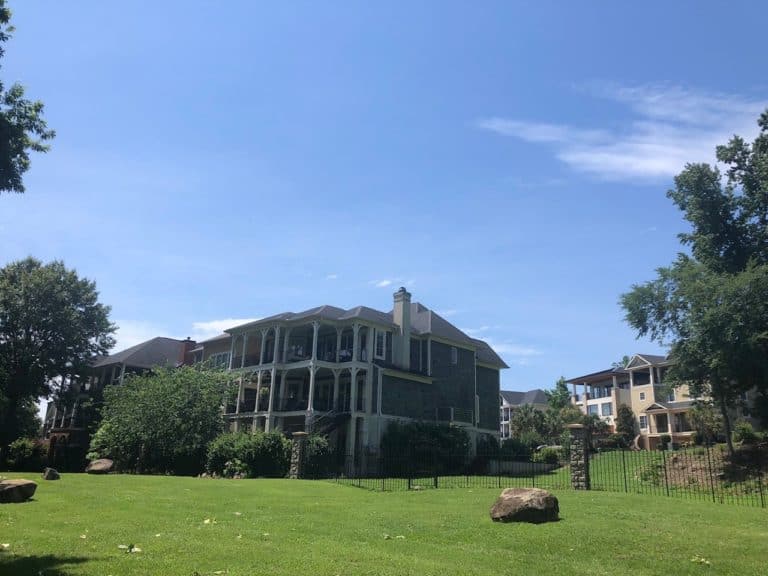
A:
[1,473,766,576]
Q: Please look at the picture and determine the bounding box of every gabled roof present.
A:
[643,400,696,413]
[92,337,190,369]
[472,338,509,369]
[625,354,669,369]
[500,389,547,407]
[565,366,628,385]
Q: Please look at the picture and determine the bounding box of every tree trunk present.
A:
[718,393,735,457]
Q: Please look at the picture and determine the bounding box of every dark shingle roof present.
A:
[500,389,547,406]
[92,337,189,369]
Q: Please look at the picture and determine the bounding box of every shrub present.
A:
[532,446,562,464]
[304,435,332,479]
[499,438,533,461]
[380,421,470,475]
[6,437,46,471]
[206,431,291,478]
[732,420,759,444]
[598,433,627,450]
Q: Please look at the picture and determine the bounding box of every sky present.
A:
[2,1,767,400]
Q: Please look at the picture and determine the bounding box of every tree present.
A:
[689,402,724,445]
[0,258,114,453]
[545,376,571,411]
[621,110,768,456]
[509,403,547,442]
[615,404,635,445]
[89,366,233,475]
[0,1,55,193]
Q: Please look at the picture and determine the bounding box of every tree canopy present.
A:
[0,1,54,193]
[545,376,571,411]
[0,257,114,449]
[89,366,233,475]
[621,109,768,455]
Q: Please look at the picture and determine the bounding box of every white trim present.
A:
[381,367,433,385]
[374,329,387,360]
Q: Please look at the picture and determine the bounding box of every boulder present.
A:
[85,458,114,474]
[490,487,559,524]
[0,479,38,503]
[42,467,60,480]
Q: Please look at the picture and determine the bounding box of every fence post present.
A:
[288,431,308,479]
[705,444,717,503]
[567,424,590,490]
[757,466,765,509]
[661,448,670,497]
[621,448,628,493]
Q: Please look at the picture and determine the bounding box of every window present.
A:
[639,392,646,401]
[667,390,675,402]
[601,403,613,416]
[639,415,648,429]
[588,404,599,415]
[210,352,230,368]
[374,330,386,360]
[450,346,458,365]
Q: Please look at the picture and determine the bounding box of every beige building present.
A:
[567,354,697,450]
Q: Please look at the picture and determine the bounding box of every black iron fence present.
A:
[328,443,767,509]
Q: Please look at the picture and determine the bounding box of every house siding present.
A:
[477,366,500,431]
[381,374,435,419]
[430,341,476,419]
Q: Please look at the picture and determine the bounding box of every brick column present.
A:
[289,431,309,479]
[567,423,590,490]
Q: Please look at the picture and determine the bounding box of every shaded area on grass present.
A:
[0,554,90,576]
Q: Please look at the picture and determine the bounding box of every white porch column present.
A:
[336,328,343,362]
[583,383,588,413]
[649,366,655,385]
[426,337,432,375]
[282,327,292,363]
[272,326,281,364]
[265,368,276,432]
[255,371,263,411]
[278,370,287,410]
[241,332,248,368]
[119,363,126,385]
[365,370,373,414]
[350,367,358,414]
[332,369,340,411]
[259,329,267,365]
[228,335,237,370]
[307,366,316,411]
[311,321,320,361]
[235,377,244,414]
[352,324,360,363]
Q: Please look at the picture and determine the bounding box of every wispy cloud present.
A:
[369,278,415,289]
[477,84,768,181]
[436,308,459,318]
[190,318,259,340]
[326,273,338,280]
[113,320,167,350]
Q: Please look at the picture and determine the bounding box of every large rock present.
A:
[0,479,38,503]
[490,487,559,524]
[85,458,114,474]
[42,467,60,480]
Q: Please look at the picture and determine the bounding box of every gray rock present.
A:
[490,487,559,524]
[42,467,60,480]
[0,479,38,503]
[85,458,114,474]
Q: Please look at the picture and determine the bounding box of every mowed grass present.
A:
[1,473,766,576]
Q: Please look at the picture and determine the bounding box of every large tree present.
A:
[621,110,768,456]
[0,258,114,451]
[545,376,571,411]
[0,1,55,193]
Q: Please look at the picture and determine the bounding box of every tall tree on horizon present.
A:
[0,0,55,194]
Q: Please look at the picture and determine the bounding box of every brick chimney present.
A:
[393,287,411,370]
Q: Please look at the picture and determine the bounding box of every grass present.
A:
[1,472,766,576]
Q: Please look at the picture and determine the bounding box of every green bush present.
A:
[732,420,759,444]
[598,433,627,450]
[6,437,46,471]
[499,438,532,461]
[380,421,470,475]
[532,446,562,464]
[206,431,291,478]
[304,435,332,479]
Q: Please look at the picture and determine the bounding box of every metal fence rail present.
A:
[327,444,767,509]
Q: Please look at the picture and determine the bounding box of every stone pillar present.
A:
[567,423,590,490]
[289,431,309,479]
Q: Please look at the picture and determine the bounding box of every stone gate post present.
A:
[567,423,590,490]
[289,431,308,479]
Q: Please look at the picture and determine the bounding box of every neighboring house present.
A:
[43,336,197,437]
[195,288,508,460]
[567,354,698,450]
[499,389,548,440]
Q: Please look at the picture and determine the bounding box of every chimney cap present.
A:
[394,286,411,299]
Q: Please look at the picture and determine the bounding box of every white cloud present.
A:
[436,308,459,318]
[375,279,393,288]
[326,273,338,280]
[113,320,166,350]
[480,336,543,366]
[190,318,259,341]
[477,85,768,181]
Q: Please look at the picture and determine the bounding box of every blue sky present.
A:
[2,1,767,396]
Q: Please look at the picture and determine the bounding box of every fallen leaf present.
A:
[236,534,242,540]
[117,545,129,550]
[130,546,142,553]
[395,535,405,539]
[383,534,391,540]
[80,534,87,539]
[1,543,9,549]
[155,533,161,537]
[233,512,242,516]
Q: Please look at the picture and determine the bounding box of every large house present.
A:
[567,354,697,449]
[499,389,548,440]
[192,288,508,459]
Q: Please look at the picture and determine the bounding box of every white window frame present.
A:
[639,415,648,429]
[374,330,387,360]
[601,402,613,417]
[450,346,458,365]
[639,392,646,401]
[210,352,230,368]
